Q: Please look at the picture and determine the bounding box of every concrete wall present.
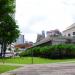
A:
[52,38,66,45]
[63,27,75,37]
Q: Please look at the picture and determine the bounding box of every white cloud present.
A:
[16,0,75,42]
[25,33,37,43]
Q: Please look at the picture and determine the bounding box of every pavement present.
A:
[1,63,75,75]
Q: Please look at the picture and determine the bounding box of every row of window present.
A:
[68,32,75,36]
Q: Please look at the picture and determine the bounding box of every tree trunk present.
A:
[2,43,7,57]
[1,43,4,57]
[1,45,3,57]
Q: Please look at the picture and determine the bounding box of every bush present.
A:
[19,44,75,59]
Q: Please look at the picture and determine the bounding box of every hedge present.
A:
[19,44,75,59]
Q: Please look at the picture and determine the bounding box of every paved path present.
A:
[1,63,75,75]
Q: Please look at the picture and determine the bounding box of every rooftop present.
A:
[63,23,75,32]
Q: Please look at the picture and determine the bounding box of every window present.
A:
[68,34,70,36]
[73,32,75,35]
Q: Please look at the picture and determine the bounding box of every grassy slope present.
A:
[0,57,75,64]
[0,65,19,73]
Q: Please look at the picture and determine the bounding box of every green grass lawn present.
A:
[0,57,75,64]
[0,65,19,74]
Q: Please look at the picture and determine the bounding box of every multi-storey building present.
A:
[63,23,75,37]
[16,34,24,45]
[36,31,45,42]
[46,29,61,37]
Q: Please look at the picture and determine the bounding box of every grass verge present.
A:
[0,65,19,74]
[0,57,75,64]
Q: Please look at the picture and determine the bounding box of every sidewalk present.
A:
[1,61,75,75]
[1,63,75,75]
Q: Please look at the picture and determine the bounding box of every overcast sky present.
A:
[16,0,75,43]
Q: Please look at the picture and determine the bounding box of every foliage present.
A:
[0,0,20,57]
[0,0,15,17]
[19,44,75,59]
[14,48,20,52]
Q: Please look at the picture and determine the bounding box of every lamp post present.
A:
[31,48,33,64]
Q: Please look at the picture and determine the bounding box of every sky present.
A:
[16,0,75,43]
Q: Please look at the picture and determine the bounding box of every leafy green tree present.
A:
[0,0,20,57]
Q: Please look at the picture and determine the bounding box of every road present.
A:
[1,63,75,75]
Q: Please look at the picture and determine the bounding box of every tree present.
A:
[0,0,20,57]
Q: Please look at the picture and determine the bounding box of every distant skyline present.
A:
[16,0,75,43]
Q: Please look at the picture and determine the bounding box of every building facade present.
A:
[16,34,24,45]
[46,29,61,37]
[63,23,75,37]
[34,25,75,46]
[15,42,33,50]
[36,31,45,42]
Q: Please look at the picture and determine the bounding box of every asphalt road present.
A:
[1,63,75,75]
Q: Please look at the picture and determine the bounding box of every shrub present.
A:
[19,44,75,59]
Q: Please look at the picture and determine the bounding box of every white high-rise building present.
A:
[16,34,24,45]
